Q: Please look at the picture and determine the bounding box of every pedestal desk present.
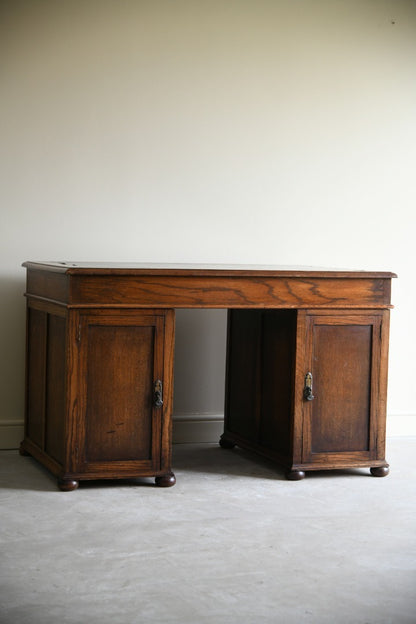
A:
[20,262,396,490]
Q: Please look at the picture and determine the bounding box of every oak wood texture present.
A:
[301,312,386,467]
[76,311,169,473]
[21,262,395,488]
[23,262,395,309]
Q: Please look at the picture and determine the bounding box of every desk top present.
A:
[23,261,396,310]
[23,261,397,279]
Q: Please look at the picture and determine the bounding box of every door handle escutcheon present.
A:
[303,372,315,401]
[154,380,163,408]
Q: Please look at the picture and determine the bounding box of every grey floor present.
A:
[1,439,415,624]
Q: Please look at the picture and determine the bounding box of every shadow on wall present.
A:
[173,309,227,417]
[0,274,27,434]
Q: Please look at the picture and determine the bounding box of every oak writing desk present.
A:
[20,262,396,490]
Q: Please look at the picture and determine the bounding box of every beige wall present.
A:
[1,0,416,446]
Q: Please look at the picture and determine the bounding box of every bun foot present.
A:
[58,479,79,491]
[286,469,306,481]
[155,472,176,487]
[370,466,389,477]
[219,436,236,449]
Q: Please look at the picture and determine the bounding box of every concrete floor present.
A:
[1,438,415,624]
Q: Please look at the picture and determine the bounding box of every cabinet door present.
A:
[73,310,174,477]
[301,311,388,468]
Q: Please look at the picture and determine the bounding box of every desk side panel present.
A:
[26,269,69,304]
[259,311,296,458]
[23,302,66,466]
[224,311,262,440]
[224,310,296,467]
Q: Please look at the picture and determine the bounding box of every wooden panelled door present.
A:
[70,310,174,481]
[300,311,389,471]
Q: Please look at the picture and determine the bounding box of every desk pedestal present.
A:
[20,305,175,490]
[222,309,390,479]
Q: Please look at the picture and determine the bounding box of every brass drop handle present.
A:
[154,380,163,408]
[303,372,315,401]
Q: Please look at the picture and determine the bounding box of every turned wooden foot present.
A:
[370,466,389,477]
[58,479,79,491]
[19,445,30,456]
[286,469,306,481]
[155,472,176,487]
[219,436,236,449]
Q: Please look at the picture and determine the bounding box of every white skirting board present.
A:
[173,413,416,443]
[0,420,24,450]
[1,414,416,449]
[172,414,224,445]
[0,416,225,449]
